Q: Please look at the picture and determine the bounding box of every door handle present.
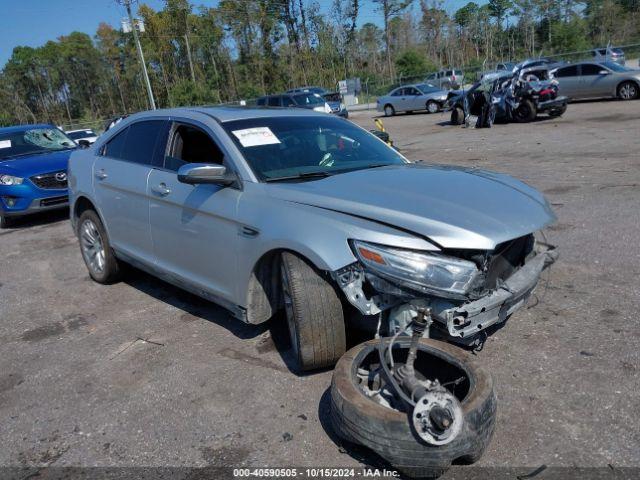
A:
[95,169,107,180]
[151,183,171,196]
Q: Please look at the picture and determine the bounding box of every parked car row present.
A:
[257,86,349,118]
[377,83,449,116]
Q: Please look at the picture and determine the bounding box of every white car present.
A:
[66,129,98,146]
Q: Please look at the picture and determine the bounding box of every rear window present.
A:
[555,65,578,77]
[267,96,281,107]
[581,64,603,75]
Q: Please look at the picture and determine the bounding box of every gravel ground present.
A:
[0,99,639,476]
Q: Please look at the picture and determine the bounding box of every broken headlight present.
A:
[352,240,480,297]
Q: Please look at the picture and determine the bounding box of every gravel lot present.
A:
[1,100,639,476]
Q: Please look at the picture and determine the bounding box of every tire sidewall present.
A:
[77,210,118,284]
[384,105,395,117]
[426,101,438,113]
[331,338,496,466]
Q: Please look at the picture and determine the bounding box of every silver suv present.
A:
[69,107,557,371]
[425,69,464,89]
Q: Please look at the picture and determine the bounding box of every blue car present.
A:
[0,124,76,228]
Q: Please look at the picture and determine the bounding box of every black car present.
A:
[446,67,568,127]
[256,92,331,113]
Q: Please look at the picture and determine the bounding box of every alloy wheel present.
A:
[427,101,439,113]
[619,83,637,100]
[80,219,106,275]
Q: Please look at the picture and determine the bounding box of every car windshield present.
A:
[416,83,438,93]
[67,130,96,140]
[601,61,629,72]
[293,93,324,106]
[0,127,75,160]
[223,116,406,181]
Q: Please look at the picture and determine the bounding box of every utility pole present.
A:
[119,0,156,110]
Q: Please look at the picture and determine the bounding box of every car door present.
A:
[554,65,581,99]
[92,119,168,264]
[579,63,613,97]
[404,87,423,110]
[147,117,242,303]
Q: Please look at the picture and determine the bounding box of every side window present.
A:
[164,124,225,171]
[118,120,167,167]
[257,97,266,106]
[391,89,402,96]
[581,64,603,75]
[104,127,129,158]
[267,96,281,107]
[556,66,578,77]
[282,96,295,107]
[445,70,453,77]
[406,87,419,95]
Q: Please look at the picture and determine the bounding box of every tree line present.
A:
[1,0,639,128]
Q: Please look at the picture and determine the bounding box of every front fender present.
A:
[234,192,437,309]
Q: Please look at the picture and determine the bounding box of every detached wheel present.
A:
[513,99,537,123]
[330,338,496,478]
[618,81,638,100]
[280,252,346,371]
[383,104,395,117]
[548,104,567,117]
[78,209,122,284]
[426,100,439,114]
[450,106,464,125]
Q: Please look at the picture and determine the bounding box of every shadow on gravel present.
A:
[123,268,328,376]
[0,208,69,233]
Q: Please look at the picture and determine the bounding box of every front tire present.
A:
[383,104,395,117]
[450,106,464,125]
[0,214,11,229]
[77,210,122,284]
[426,100,439,113]
[618,81,638,100]
[513,98,537,123]
[280,252,346,371]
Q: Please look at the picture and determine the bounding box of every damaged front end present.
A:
[333,234,557,347]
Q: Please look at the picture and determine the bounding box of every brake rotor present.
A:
[412,389,464,446]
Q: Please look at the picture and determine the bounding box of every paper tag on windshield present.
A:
[0,140,11,149]
[232,127,280,147]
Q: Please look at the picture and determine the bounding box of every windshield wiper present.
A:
[264,171,334,182]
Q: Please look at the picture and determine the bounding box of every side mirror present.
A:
[177,163,235,186]
[599,70,610,75]
[77,140,91,148]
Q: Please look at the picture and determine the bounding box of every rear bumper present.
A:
[537,96,568,111]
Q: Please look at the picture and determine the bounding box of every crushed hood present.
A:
[266,164,556,250]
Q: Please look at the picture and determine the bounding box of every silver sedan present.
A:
[377,83,449,116]
[551,61,640,100]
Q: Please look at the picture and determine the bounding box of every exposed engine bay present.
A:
[334,233,557,348]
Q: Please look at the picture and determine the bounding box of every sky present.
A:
[0,0,472,67]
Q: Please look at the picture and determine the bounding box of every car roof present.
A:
[66,128,95,133]
[121,106,327,124]
[0,123,56,134]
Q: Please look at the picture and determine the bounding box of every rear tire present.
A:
[548,104,567,117]
[280,252,346,371]
[77,209,122,284]
[618,81,638,100]
[513,99,537,123]
[383,104,395,117]
[450,106,464,125]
